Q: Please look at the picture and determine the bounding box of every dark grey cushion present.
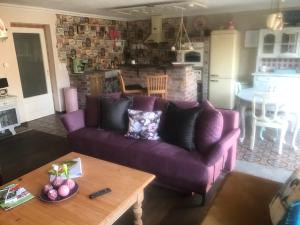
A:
[161,103,201,151]
[99,97,132,133]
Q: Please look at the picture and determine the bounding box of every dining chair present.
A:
[89,75,104,96]
[117,73,146,95]
[146,74,168,99]
[250,92,289,154]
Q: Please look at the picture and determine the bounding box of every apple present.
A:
[52,177,64,188]
[58,185,70,197]
[64,179,76,190]
[43,184,53,194]
[48,189,58,201]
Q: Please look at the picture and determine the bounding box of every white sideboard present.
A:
[253,73,300,94]
[0,95,20,135]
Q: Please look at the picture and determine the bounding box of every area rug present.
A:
[0,130,214,225]
[0,130,70,183]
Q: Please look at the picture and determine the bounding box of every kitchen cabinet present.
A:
[258,28,300,58]
[279,30,300,57]
[260,30,277,57]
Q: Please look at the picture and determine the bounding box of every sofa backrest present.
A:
[218,109,240,136]
[84,94,238,151]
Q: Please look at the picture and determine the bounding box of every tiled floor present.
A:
[237,117,300,171]
[15,114,67,137]
[10,113,299,181]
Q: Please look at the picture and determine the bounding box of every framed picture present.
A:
[68,26,75,36]
[86,38,91,47]
[56,27,64,36]
[77,25,86,35]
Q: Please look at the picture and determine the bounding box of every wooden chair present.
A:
[117,73,145,95]
[89,75,104,96]
[146,74,168,99]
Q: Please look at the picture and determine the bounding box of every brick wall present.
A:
[121,65,197,101]
[70,71,119,108]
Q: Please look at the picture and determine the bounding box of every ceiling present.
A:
[0,0,299,20]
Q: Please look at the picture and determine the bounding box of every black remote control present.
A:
[89,188,112,199]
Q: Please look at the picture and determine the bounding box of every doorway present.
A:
[12,28,54,121]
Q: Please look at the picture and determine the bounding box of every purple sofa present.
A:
[61,95,240,199]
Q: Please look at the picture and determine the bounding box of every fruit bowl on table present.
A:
[40,177,79,203]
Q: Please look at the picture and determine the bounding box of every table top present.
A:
[237,88,255,102]
[237,88,297,107]
[0,152,155,225]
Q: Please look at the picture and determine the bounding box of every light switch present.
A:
[2,62,9,69]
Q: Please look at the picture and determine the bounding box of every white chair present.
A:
[234,81,242,110]
[250,93,289,154]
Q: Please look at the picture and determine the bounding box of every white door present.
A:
[209,78,235,109]
[12,28,54,121]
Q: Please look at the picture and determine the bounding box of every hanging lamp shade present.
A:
[0,18,8,41]
[266,0,284,31]
[267,12,284,31]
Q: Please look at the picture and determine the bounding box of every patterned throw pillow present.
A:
[126,109,162,140]
[270,169,300,225]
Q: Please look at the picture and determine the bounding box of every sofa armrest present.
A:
[201,128,240,167]
[60,110,85,133]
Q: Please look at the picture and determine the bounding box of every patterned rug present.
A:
[238,127,300,171]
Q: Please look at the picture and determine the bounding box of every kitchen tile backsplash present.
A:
[259,58,300,72]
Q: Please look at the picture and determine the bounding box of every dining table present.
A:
[237,87,300,150]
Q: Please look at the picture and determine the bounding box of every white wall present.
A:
[0,4,70,122]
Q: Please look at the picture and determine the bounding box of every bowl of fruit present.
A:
[40,163,79,203]
[40,177,79,203]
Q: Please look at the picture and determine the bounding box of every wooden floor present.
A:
[115,178,224,225]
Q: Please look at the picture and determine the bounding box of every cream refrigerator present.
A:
[209,30,241,109]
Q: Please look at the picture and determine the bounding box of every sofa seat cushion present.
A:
[125,140,209,193]
[69,128,209,193]
[68,128,138,166]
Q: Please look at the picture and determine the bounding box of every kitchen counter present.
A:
[69,70,119,108]
[69,69,120,76]
[120,64,197,101]
[252,72,300,78]
[119,63,193,68]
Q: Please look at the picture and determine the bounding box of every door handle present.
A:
[210,80,218,82]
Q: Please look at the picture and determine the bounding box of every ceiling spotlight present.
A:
[117,11,131,15]
[173,5,186,10]
[189,3,195,7]
[193,2,207,8]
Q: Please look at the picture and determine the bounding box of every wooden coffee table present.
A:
[0,152,155,225]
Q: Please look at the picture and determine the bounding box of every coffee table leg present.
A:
[133,192,144,225]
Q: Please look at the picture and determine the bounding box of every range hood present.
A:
[145,16,166,43]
